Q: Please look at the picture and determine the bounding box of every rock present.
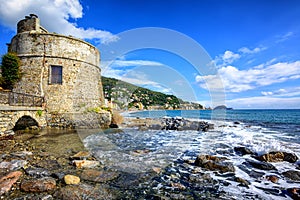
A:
[64,175,80,185]
[233,177,250,187]
[266,175,279,183]
[54,184,93,200]
[171,182,186,190]
[152,167,162,174]
[21,177,56,192]
[0,171,22,195]
[244,159,277,171]
[286,188,300,200]
[25,167,50,178]
[80,169,119,183]
[11,151,33,158]
[132,149,151,155]
[109,123,119,128]
[282,170,300,181]
[148,124,162,130]
[35,159,61,170]
[54,184,114,200]
[0,159,27,171]
[72,160,100,169]
[70,151,90,160]
[195,155,235,173]
[234,146,255,156]
[256,151,298,163]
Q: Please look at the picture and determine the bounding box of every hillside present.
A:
[101,76,203,110]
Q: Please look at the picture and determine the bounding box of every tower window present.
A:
[50,65,62,84]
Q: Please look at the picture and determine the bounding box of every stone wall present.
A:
[4,15,108,128]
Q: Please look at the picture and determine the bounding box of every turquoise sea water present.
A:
[83,109,300,199]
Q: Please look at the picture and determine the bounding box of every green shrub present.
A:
[0,52,21,89]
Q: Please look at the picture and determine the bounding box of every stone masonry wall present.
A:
[9,32,104,114]
[6,15,109,128]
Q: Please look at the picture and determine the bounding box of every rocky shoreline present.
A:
[0,118,300,199]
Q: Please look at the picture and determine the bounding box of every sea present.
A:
[82,109,300,199]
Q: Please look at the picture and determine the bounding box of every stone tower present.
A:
[7,14,110,128]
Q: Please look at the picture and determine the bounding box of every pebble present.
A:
[64,174,80,185]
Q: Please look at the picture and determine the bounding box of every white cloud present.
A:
[112,60,164,67]
[239,46,266,54]
[222,50,241,64]
[262,87,300,97]
[276,31,294,43]
[226,96,300,109]
[0,0,118,44]
[196,61,300,93]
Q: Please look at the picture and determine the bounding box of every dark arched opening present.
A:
[13,115,39,131]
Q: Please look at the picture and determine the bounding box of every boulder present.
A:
[286,188,300,200]
[0,171,22,195]
[234,146,255,156]
[80,169,119,183]
[194,155,235,173]
[266,175,279,183]
[256,151,298,163]
[21,177,56,192]
[244,159,277,171]
[64,175,80,185]
[282,170,300,181]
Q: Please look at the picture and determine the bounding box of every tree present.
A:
[0,52,21,89]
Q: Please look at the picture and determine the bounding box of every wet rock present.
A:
[266,175,280,183]
[54,184,115,200]
[72,160,100,169]
[233,177,250,187]
[234,146,255,156]
[249,170,265,179]
[148,124,162,130]
[282,170,300,181]
[64,174,80,185]
[81,169,119,183]
[70,151,90,160]
[35,159,61,170]
[256,151,298,163]
[132,149,151,155]
[170,182,186,190]
[195,154,235,173]
[244,159,277,171]
[152,167,162,174]
[21,177,56,192]
[286,188,300,200]
[25,167,50,178]
[13,194,54,200]
[0,159,27,171]
[0,171,22,195]
[109,123,119,128]
[11,151,33,158]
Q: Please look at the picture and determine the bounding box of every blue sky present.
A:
[0,0,300,109]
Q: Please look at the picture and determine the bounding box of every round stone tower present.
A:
[7,14,110,128]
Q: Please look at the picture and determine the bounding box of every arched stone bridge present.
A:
[0,91,46,134]
[0,106,47,134]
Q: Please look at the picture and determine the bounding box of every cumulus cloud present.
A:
[222,50,241,64]
[196,61,300,93]
[0,0,118,44]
